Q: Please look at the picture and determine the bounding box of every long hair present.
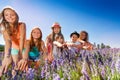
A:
[79,31,89,42]
[51,27,65,43]
[0,7,19,36]
[30,27,43,52]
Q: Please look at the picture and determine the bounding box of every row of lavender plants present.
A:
[0,48,120,80]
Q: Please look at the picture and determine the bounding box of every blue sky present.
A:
[0,0,120,48]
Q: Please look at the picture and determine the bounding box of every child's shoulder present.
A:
[19,22,25,25]
[18,22,26,28]
[41,40,46,45]
[25,40,31,44]
[46,34,52,39]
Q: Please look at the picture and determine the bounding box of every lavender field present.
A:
[0,48,120,80]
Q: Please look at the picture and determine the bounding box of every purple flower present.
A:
[81,60,90,80]
[100,66,106,78]
[26,68,35,79]
[115,58,120,73]
[41,67,46,78]
[53,73,60,80]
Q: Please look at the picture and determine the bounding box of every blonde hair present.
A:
[0,7,19,36]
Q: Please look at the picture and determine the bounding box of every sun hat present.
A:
[51,22,61,29]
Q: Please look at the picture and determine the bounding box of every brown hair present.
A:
[51,29,63,41]
[30,27,43,52]
[79,31,89,42]
[0,7,19,36]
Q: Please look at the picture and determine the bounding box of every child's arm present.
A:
[41,40,48,60]
[53,41,63,47]
[0,24,11,57]
[82,42,93,50]
[0,24,12,76]
[22,40,29,60]
[17,40,30,71]
[66,42,74,47]
[78,39,85,44]
[19,23,26,58]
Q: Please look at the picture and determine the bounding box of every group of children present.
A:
[0,7,93,78]
[47,24,93,61]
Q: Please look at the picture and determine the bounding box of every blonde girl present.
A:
[0,7,27,77]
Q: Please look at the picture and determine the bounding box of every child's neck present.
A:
[34,39,39,46]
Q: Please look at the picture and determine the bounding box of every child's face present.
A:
[4,9,16,24]
[71,34,78,42]
[80,32,86,40]
[53,27,60,34]
[32,29,41,39]
[57,37,63,43]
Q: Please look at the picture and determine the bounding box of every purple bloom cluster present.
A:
[0,48,120,79]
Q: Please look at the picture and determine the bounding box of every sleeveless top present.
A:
[29,46,40,60]
[10,23,26,50]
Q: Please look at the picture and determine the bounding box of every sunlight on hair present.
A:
[3,5,14,10]
[32,26,40,30]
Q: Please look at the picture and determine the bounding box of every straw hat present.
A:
[51,22,61,29]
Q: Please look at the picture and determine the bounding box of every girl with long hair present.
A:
[78,31,93,50]
[45,22,64,62]
[24,27,47,69]
[0,7,27,77]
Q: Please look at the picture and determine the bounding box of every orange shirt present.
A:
[11,23,25,50]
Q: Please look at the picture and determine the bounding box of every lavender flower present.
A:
[53,73,60,80]
[115,58,120,73]
[81,60,90,80]
[41,67,46,78]
[26,68,35,79]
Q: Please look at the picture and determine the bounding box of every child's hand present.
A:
[0,56,12,77]
[53,41,62,47]
[83,46,88,49]
[17,58,28,71]
[66,42,74,47]
[63,43,68,48]
[78,39,85,44]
